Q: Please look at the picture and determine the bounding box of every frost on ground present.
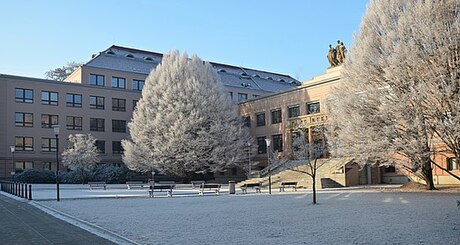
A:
[41,192,459,245]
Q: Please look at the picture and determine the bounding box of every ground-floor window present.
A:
[447,157,458,170]
[15,161,34,171]
[384,165,396,173]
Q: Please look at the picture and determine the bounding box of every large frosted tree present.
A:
[327,0,460,190]
[122,50,252,176]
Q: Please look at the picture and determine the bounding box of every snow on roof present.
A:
[85,45,300,93]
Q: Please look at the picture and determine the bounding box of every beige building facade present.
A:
[240,66,460,186]
[0,74,141,179]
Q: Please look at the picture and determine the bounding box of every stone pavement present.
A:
[0,194,114,245]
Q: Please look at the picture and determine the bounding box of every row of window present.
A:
[256,135,283,154]
[14,136,124,154]
[244,102,321,127]
[228,92,260,102]
[16,88,139,112]
[15,113,127,132]
[90,74,145,90]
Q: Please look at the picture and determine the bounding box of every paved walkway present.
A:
[0,194,114,245]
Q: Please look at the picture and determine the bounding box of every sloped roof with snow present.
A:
[84,45,300,93]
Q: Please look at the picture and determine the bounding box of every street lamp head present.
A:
[265,138,271,147]
[247,142,251,147]
[52,125,60,136]
[10,145,15,153]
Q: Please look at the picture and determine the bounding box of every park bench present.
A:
[240,182,262,194]
[126,181,146,189]
[88,181,107,190]
[149,182,175,197]
[279,181,297,192]
[198,183,221,196]
[191,180,205,189]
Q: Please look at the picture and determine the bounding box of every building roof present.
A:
[84,45,300,93]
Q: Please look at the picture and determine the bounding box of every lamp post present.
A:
[247,142,251,178]
[52,125,60,202]
[265,138,272,195]
[150,152,155,184]
[10,146,15,181]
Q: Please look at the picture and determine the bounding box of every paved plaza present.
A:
[0,194,114,245]
[29,185,460,244]
[2,185,459,244]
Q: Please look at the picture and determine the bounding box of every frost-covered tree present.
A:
[327,0,460,190]
[290,129,324,204]
[122,50,252,177]
[45,61,82,81]
[62,134,100,184]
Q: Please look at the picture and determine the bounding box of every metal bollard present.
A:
[24,183,28,199]
[28,185,32,200]
[229,181,236,194]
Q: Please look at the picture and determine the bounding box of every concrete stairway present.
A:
[238,157,353,189]
[320,178,344,188]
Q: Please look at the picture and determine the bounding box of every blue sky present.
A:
[0,0,368,81]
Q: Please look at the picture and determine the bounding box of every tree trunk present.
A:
[80,168,85,185]
[312,174,317,204]
[421,158,436,190]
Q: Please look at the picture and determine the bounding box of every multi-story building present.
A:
[0,45,300,181]
[240,66,460,187]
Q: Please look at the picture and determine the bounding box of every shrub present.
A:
[15,169,55,183]
[59,164,136,184]
[60,170,82,184]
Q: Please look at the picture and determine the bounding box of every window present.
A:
[384,165,396,173]
[228,92,233,100]
[15,161,34,171]
[42,138,57,152]
[112,141,124,154]
[89,96,105,109]
[307,101,320,114]
[111,76,126,89]
[447,158,459,170]
[66,93,82,107]
[66,116,82,130]
[15,137,33,151]
[257,136,267,154]
[132,80,145,90]
[90,74,105,86]
[90,118,105,132]
[95,140,106,154]
[112,120,126,133]
[272,134,283,152]
[242,116,251,127]
[15,88,33,103]
[288,105,300,118]
[271,109,282,124]
[41,114,58,128]
[253,95,260,98]
[231,167,237,175]
[112,98,126,112]
[41,91,58,105]
[15,112,33,127]
[256,113,266,127]
[238,93,248,102]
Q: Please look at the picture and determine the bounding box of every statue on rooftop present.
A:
[327,40,347,67]
[327,45,338,67]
